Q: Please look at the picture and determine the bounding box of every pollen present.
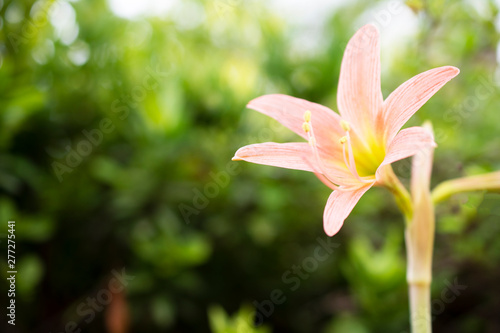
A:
[339,136,348,144]
[303,110,311,122]
[302,122,310,133]
[340,120,350,132]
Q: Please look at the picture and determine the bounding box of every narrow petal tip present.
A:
[359,23,379,35]
[450,66,460,74]
[246,100,256,109]
[323,219,344,237]
[323,185,373,237]
[444,65,460,77]
[246,94,278,109]
[246,96,260,109]
[231,148,244,161]
[346,23,380,53]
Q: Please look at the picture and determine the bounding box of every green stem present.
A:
[405,210,434,333]
[431,171,500,204]
[408,282,432,333]
[405,129,435,333]
[380,165,413,221]
[381,164,433,333]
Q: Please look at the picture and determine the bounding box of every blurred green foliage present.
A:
[208,305,270,333]
[0,0,500,332]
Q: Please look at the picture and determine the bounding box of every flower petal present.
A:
[247,94,345,151]
[382,66,459,143]
[337,24,383,135]
[233,142,354,181]
[376,126,436,182]
[323,184,373,236]
[233,142,313,172]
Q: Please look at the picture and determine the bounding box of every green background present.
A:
[0,0,500,332]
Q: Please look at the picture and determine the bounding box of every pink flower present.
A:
[232,24,459,236]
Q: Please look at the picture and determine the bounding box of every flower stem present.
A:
[408,281,432,333]
[406,127,435,333]
[385,167,433,333]
[380,165,413,221]
[405,180,434,333]
[380,137,435,333]
[431,171,500,204]
[405,216,433,333]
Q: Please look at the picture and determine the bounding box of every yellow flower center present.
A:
[346,127,386,177]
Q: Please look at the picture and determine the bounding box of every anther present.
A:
[339,136,348,144]
[302,122,310,133]
[303,110,311,122]
[340,120,350,132]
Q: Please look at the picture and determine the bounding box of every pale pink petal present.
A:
[232,142,314,172]
[323,184,374,236]
[247,94,345,152]
[233,142,356,182]
[302,154,371,189]
[382,66,459,143]
[337,24,383,135]
[376,126,436,182]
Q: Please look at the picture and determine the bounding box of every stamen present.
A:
[303,110,311,122]
[341,140,351,175]
[340,120,350,132]
[338,123,373,184]
[302,110,348,188]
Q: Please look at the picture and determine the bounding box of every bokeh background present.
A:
[1,0,500,332]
